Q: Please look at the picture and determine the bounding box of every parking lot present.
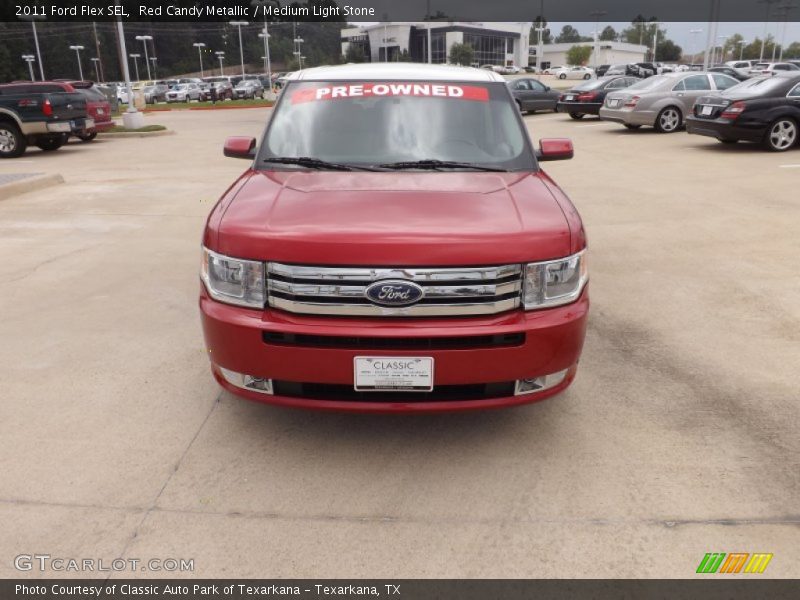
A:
[1,107,798,578]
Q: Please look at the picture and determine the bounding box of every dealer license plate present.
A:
[566,95,575,101]
[354,357,434,392]
[608,99,621,107]
[701,105,713,116]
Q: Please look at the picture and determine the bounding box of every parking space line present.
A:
[778,164,800,168]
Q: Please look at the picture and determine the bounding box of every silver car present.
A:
[166,83,202,103]
[599,72,740,132]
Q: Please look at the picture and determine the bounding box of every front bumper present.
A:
[599,105,655,126]
[200,285,589,413]
[685,115,765,143]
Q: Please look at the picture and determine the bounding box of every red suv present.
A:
[200,64,589,412]
[61,81,113,141]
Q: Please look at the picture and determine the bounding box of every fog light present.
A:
[514,369,569,395]
[219,367,273,394]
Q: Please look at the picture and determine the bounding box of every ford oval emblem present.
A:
[365,280,424,307]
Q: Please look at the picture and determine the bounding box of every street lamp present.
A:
[738,39,748,61]
[589,10,607,69]
[688,28,702,63]
[21,54,36,81]
[215,51,225,76]
[294,37,305,69]
[135,35,153,80]
[535,26,545,73]
[149,56,158,79]
[90,57,101,82]
[715,34,727,64]
[129,53,141,81]
[193,42,206,78]
[650,22,659,63]
[259,25,272,87]
[230,21,249,78]
[69,45,85,80]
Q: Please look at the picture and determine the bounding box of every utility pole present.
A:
[426,0,432,64]
[589,10,607,69]
[230,21,249,78]
[193,42,206,78]
[92,22,105,82]
[22,55,36,81]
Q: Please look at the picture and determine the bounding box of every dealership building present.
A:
[531,41,648,70]
[340,22,533,67]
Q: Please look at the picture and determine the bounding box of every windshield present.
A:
[626,75,668,91]
[260,80,534,171]
[175,85,189,90]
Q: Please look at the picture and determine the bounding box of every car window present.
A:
[672,80,685,91]
[683,75,711,91]
[263,81,533,170]
[529,80,546,92]
[712,74,738,90]
[789,83,800,97]
[513,80,530,91]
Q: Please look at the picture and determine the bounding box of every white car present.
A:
[542,65,563,75]
[748,62,800,76]
[725,60,754,78]
[553,66,596,80]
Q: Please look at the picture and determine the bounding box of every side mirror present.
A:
[223,136,256,160]
[544,85,551,91]
[537,138,574,161]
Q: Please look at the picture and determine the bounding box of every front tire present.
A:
[569,112,585,120]
[77,132,97,142]
[623,124,641,130]
[0,123,27,158]
[583,74,591,79]
[655,106,682,133]
[763,118,797,152]
[559,73,567,79]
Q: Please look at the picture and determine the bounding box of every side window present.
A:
[514,80,530,91]
[775,64,789,71]
[684,75,711,91]
[712,74,737,90]
[529,80,546,92]
[672,80,685,92]
[788,83,800,98]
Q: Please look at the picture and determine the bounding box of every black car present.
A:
[595,64,611,77]
[709,66,749,82]
[557,76,641,119]
[506,77,561,113]
[686,73,800,151]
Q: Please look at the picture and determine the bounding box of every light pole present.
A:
[230,21,249,78]
[215,51,225,76]
[738,39,748,61]
[149,56,158,79]
[193,42,206,78]
[90,57,101,82]
[294,37,305,69]
[589,10,607,69]
[115,4,143,129]
[689,28,702,63]
[21,55,36,81]
[69,45,85,80]
[135,35,153,80]
[129,53,140,81]
[716,35,728,64]
[259,24,272,92]
[650,22,659,63]
[535,26,545,73]
[758,0,779,61]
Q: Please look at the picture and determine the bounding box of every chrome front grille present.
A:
[267,263,523,317]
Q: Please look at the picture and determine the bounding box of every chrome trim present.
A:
[267,263,523,317]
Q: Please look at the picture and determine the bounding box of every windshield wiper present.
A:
[263,157,381,171]
[378,159,506,172]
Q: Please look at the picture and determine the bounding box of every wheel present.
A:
[655,106,682,133]
[623,124,641,130]
[77,132,97,142]
[0,122,27,158]
[559,73,567,79]
[35,135,65,152]
[569,112,585,120]
[583,73,591,79]
[763,118,797,152]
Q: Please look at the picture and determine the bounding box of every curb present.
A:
[0,173,64,202]
[189,104,274,111]
[98,129,175,138]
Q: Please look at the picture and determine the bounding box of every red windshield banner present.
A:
[291,83,490,104]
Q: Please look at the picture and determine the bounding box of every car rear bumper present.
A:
[599,106,655,126]
[557,101,602,115]
[199,285,589,413]
[685,116,765,143]
[45,118,95,134]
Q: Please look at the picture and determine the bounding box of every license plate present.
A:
[608,99,620,107]
[354,357,433,392]
[97,108,105,115]
[701,105,713,116]
[566,95,575,101]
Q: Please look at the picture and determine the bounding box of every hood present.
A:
[213,171,572,266]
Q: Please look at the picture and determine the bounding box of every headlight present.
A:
[201,247,265,308]
[522,249,588,310]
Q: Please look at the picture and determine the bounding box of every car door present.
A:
[674,74,712,114]
[528,79,557,110]
[510,79,533,110]
[788,81,800,115]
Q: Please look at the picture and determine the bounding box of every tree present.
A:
[530,16,553,45]
[448,43,474,66]
[785,42,800,59]
[740,36,776,60]
[656,39,682,62]
[599,26,618,41]
[344,44,366,63]
[556,25,583,44]
[566,45,593,66]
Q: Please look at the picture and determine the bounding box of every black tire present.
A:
[583,73,591,79]
[762,118,798,152]
[655,106,682,133]
[0,122,27,158]
[569,112,585,120]
[559,73,567,79]
[77,132,97,142]
[623,124,641,130]
[35,135,65,152]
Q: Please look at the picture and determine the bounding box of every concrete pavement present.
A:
[0,108,798,578]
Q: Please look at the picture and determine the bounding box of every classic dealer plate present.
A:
[354,357,434,392]
[701,105,713,116]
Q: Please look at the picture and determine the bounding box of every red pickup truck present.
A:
[200,64,589,412]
